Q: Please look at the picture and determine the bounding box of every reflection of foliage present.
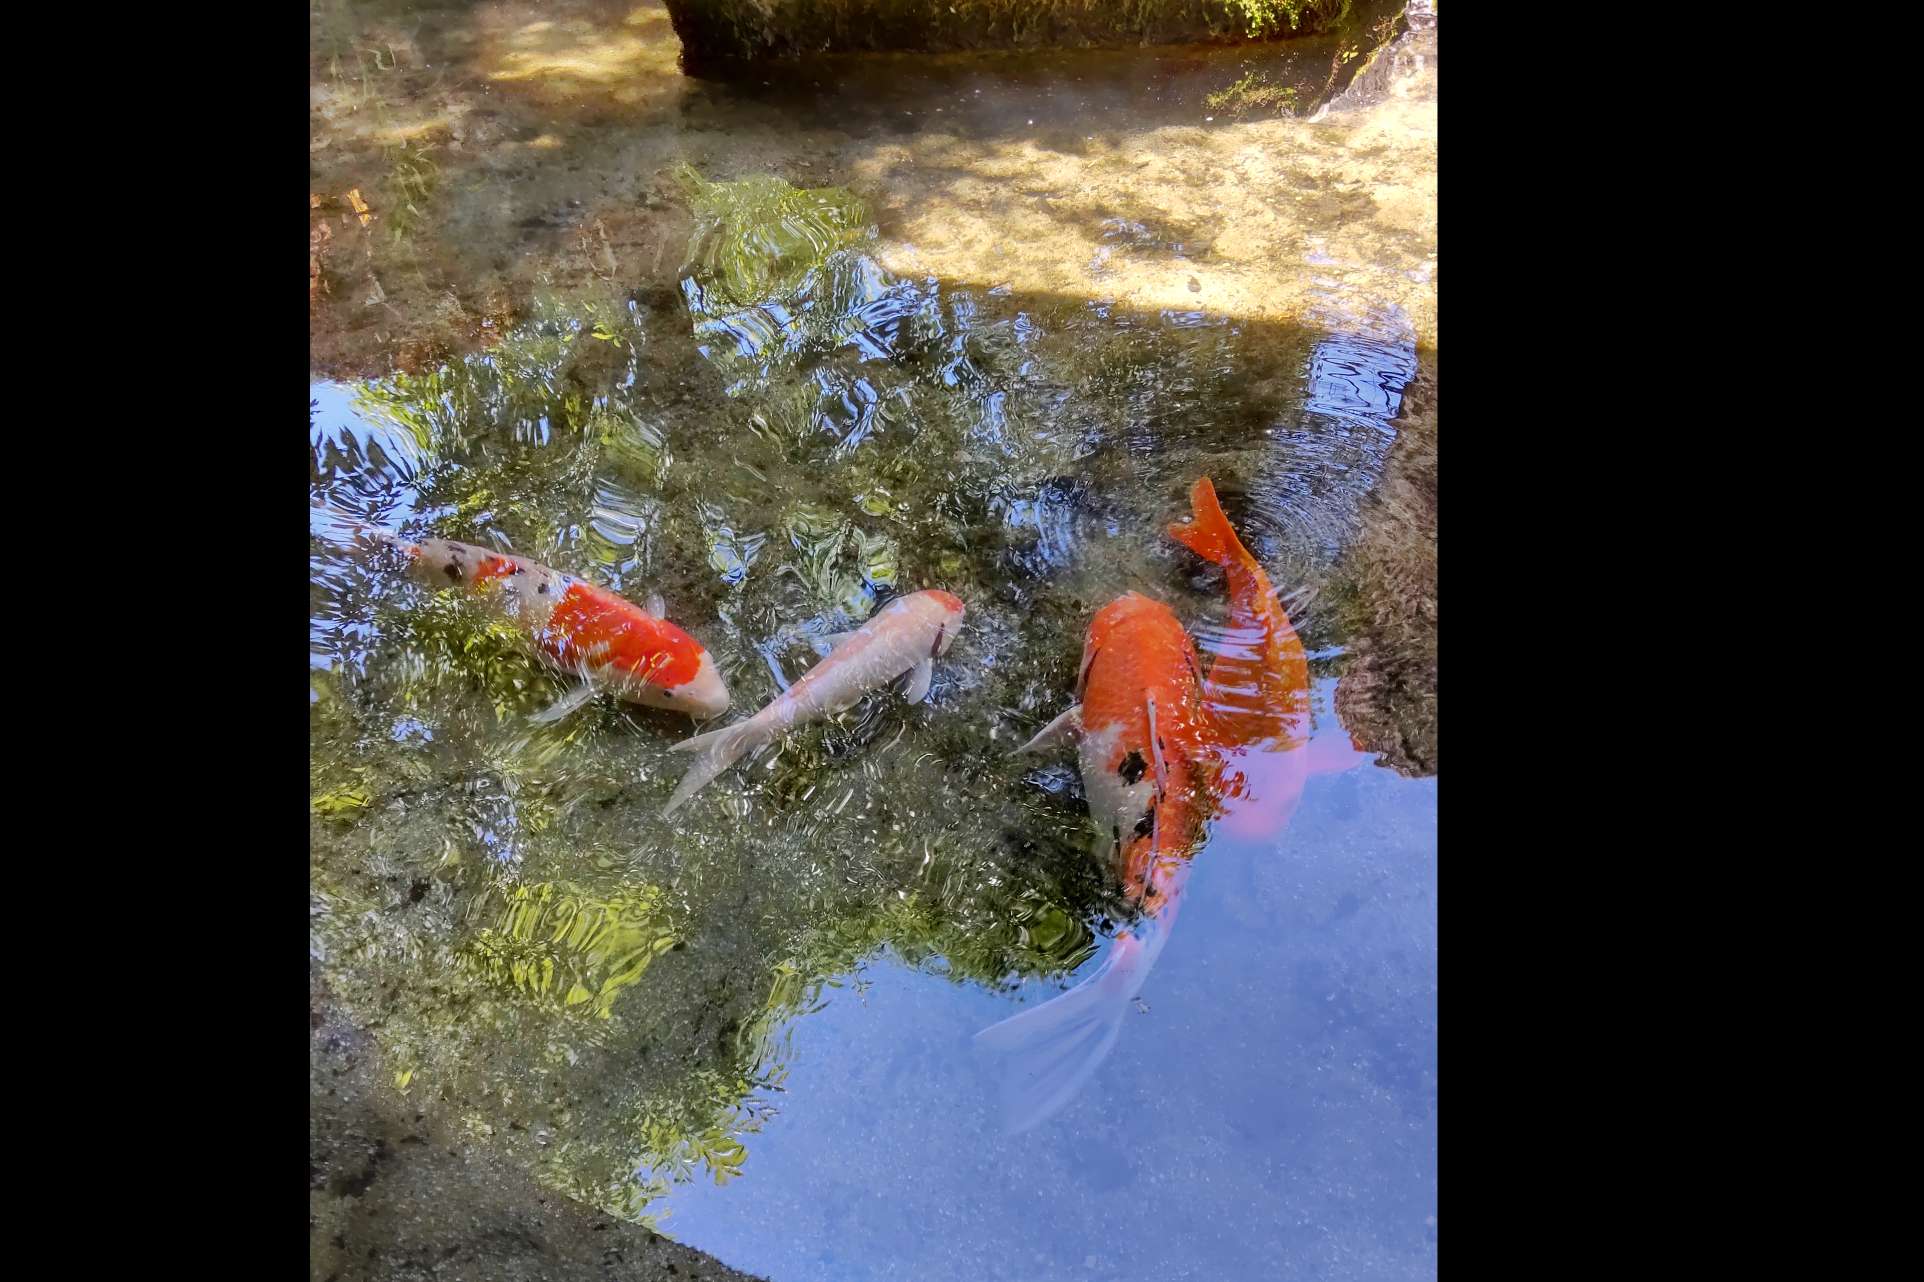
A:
[781,500,899,614]
[1331,354,1435,776]
[536,841,1106,1230]
[352,292,617,456]
[677,165,874,310]
[311,164,1387,1231]
[461,879,678,1019]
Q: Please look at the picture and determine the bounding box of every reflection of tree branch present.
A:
[313,164,1423,1230]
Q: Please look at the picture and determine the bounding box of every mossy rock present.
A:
[1333,348,1435,777]
[662,0,1355,71]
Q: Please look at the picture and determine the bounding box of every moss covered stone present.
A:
[1334,349,1435,777]
[661,0,1353,71]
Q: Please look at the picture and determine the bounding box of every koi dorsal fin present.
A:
[1144,693,1168,801]
[1075,644,1101,700]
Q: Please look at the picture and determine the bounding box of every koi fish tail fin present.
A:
[1166,476,1244,568]
[972,929,1165,1134]
[1305,723,1374,775]
[662,719,769,817]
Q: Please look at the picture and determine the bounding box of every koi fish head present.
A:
[1087,591,1170,641]
[918,590,967,654]
[597,616,730,719]
[1074,592,1214,914]
[654,648,731,718]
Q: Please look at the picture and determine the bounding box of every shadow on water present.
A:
[311,167,1428,1231]
[672,0,1411,143]
[310,0,1432,380]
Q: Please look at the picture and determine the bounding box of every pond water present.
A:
[310,3,1436,1278]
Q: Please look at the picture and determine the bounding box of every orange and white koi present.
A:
[977,591,1218,1132]
[1167,476,1367,837]
[977,480,1369,1131]
[315,505,730,720]
[661,589,967,816]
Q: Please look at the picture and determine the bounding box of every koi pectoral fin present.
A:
[807,631,860,658]
[646,592,666,618]
[529,679,599,726]
[1015,705,1082,755]
[901,658,935,704]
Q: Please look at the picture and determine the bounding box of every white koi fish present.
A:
[662,590,966,816]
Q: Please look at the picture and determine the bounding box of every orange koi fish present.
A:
[1167,477,1367,837]
[316,506,730,720]
[661,589,967,816]
[976,592,1218,1132]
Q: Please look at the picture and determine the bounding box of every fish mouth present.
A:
[674,653,732,717]
[672,690,731,718]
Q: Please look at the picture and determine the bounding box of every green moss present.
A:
[1225,0,1344,38]
[661,0,1356,68]
[1204,69,1304,115]
[381,140,440,242]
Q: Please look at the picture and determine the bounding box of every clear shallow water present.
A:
[311,4,1434,1277]
[654,723,1436,1282]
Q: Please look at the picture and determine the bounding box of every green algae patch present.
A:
[679,166,876,310]
[461,879,681,1019]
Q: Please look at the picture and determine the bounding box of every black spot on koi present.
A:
[1118,750,1148,785]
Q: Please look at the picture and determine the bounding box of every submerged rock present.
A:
[1334,348,1435,777]
[310,965,767,1282]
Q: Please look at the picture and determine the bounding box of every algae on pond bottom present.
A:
[312,163,1422,1228]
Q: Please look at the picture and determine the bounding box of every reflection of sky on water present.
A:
[1306,330,1415,425]
[308,271,1435,1276]
[309,380,426,518]
[310,381,428,674]
[654,724,1436,1282]
[1247,325,1415,567]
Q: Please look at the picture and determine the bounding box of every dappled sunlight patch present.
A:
[853,98,1435,338]
[483,3,684,103]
